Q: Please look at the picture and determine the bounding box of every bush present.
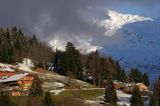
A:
[0,91,17,106]
[130,87,143,106]
[44,91,54,106]
[29,75,43,96]
[104,80,117,104]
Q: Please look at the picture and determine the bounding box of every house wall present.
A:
[18,75,34,90]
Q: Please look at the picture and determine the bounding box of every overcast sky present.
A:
[0,0,160,51]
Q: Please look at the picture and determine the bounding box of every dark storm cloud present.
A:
[0,0,160,48]
[0,0,106,38]
[0,0,159,32]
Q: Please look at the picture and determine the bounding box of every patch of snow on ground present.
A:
[53,82,64,88]
[22,58,34,68]
[50,89,65,95]
[17,63,33,72]
[17,58,34,72]
[116,90,131,106]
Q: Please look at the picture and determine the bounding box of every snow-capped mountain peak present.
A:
[99,10,154,36]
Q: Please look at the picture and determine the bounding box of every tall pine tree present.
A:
[29,75,43,96]
[44,91,54,106]
[130,87,143,106]
[26,75,43,106]
[64,42,82,79]
[149,94,159,106]
[142,73,150,86]
[129,68,143,83]
[104,80,117,104]
[152,77,160,105]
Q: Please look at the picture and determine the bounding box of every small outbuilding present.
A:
[113,80,124,90]
[136,83,148,91]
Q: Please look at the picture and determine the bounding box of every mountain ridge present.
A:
[99,12,160,81]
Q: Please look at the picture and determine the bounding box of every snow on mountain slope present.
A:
[99,10,160,81]
[98,10,153,37]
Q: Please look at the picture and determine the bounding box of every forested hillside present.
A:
[0,27,150,87]
[54,43,150,87]
[0,27,53,67]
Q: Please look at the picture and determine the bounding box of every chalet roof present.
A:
[0,73,29,83]
[0,71,16,79]
[136,82,146,86]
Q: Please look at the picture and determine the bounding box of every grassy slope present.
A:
[30,68,96,90]
[10,89,104,106]
[52,89,104,100]
[10,67,101,106]
[1,64,100,105]
[10,96,27,106]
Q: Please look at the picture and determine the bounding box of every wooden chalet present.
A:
[0,72,34,96]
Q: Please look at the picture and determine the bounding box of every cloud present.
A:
[0,0,160,52]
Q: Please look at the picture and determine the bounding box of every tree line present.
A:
[53,42,129,86]
[0,27,54,67]
[54,42,150,87]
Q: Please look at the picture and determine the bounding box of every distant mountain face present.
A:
[98,10,153,37]
[98,10,160,81]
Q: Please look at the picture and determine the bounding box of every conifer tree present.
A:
[142,73,150,86]
[129,68,143,82]
[104,80,117,104]
[31,34,38,44]
[29,75,43,96]
[64,42,82,79]
[26,75,43,106]
[152,77,160,105]
[115,61,127,82]
[44,91,54,106]
[130,87,143,106]
[149,94,159,106]
[9,47,16,63]
[18,28,23,36]
[99,57,109,87]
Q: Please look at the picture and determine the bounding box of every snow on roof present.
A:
[0,73,28,83]
[0,63,15,72]
[136,82,145,86]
